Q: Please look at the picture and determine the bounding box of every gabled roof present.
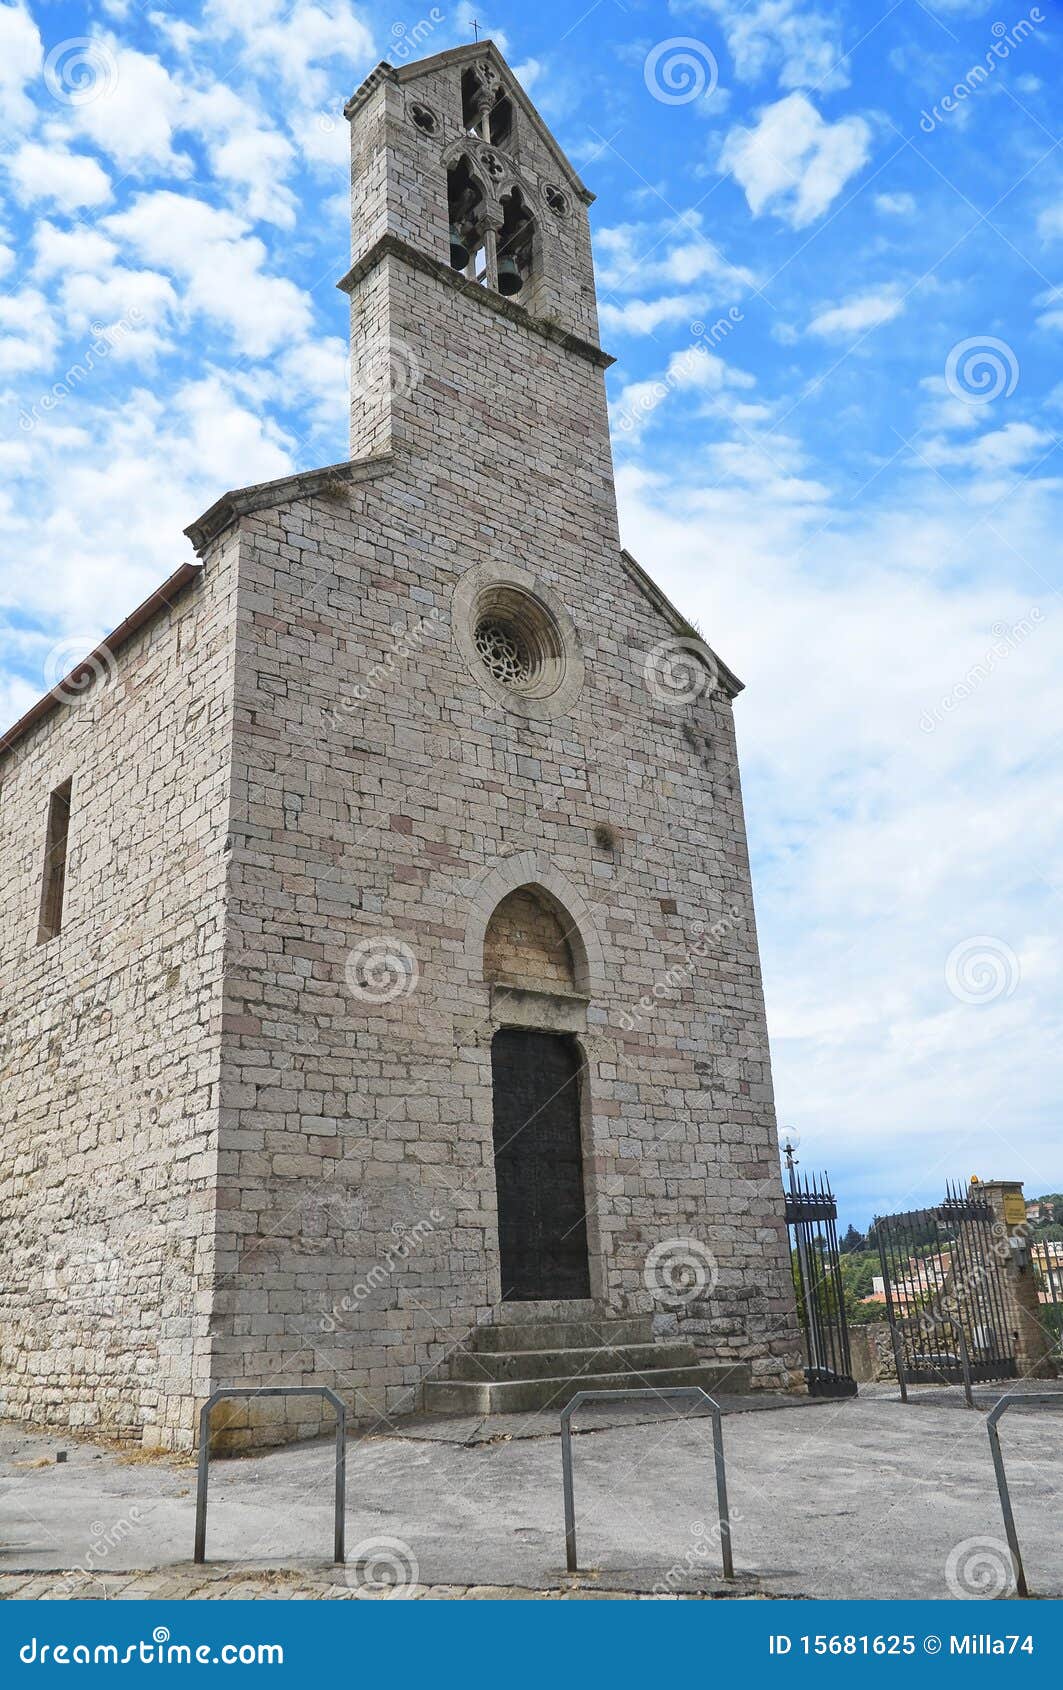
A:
[344,40,594,206]
[0,562,203,761]
[620,549,743,698]
[184,455,393,555]
[0,492,739,763]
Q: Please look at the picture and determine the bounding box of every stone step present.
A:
[449,1341,697,1383]
[423,1361,751,1416]
[464,1316,654,1354]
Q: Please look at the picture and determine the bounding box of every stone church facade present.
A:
[0,43,801,1450]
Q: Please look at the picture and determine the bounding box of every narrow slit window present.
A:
[37,779,72,943]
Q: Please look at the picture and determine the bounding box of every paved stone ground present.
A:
[0,1571,732,1600]
[3,1385,1062,1601]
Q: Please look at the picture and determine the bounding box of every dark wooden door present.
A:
[491,1030,591,1302]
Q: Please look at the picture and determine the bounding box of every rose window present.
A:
[475,618,532,686]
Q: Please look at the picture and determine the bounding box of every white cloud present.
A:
[512,58,543,93]
[720,91,872,228]
[875,191,916,217]
[917,374,983,436]
[614,453,1063,1199]
[923,422,1053,475]
[289,107,349,167]
[210,125,296,226]
[6,141,112,210]
[599,294,708,336]
[171,373,294,486]
[0,376,293,636]
[808,288,904,339]
[202,0,374,106]
[33,222,119,277]
[276,334,348,433]
[61,268,177,360]
[1035,285,1063,333]
[1037,202,1063,242]
[147,11,204,55]
[596,214,757,302]
[0,288,59,374]
[67,42,188,172]
[696,0,850,92]
[611,341,755,441]
[0,1,42,129]
[183,83,298,225]
[105,191,313,357]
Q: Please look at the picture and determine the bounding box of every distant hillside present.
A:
[1026,1193,1063,1230]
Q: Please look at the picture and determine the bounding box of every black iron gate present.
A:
[784,1149,857,1398]
[873,1182,1017,1389]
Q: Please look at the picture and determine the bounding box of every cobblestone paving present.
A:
[0,1570,718,1601]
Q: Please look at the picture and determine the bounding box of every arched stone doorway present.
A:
[484,887,592,1302]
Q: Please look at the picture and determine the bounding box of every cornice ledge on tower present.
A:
[343,59,399,119]
[184,454,394,555]
[619,547,744,699]
[337,232,615,370]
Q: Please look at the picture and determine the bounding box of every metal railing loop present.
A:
[986,1391,1063,1599]
[560,1386,733,1581]
[193,1387,346,1565]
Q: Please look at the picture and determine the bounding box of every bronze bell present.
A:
[497,253,523,295]
[449,223,470,270]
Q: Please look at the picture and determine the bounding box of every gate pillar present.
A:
[974,1179,1057,1380]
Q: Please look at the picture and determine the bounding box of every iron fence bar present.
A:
[956,1199,1005,1364]
[877,1224,909,1401]
[970,1195,1012,1364]
[877,1190,1019,1388]
[985,1392,1063,1599]
[807,1177,833,1378]
[827,1207,854,1381]
[559,1387,732,1581]
[194,1387,347,1565]
[957,1322,974,1409]
[786,1165,855,1396]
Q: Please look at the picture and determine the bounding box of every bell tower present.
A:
[338,41,617,533]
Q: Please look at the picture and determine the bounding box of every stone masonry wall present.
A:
[0,44,801,1454]
[201,229,801,1441]
[0,545,240,1448]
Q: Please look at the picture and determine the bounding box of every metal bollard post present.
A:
[560,1386,733,1581]
[193,1386,346,1566]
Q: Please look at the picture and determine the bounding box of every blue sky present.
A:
[1,0,1061,1228]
